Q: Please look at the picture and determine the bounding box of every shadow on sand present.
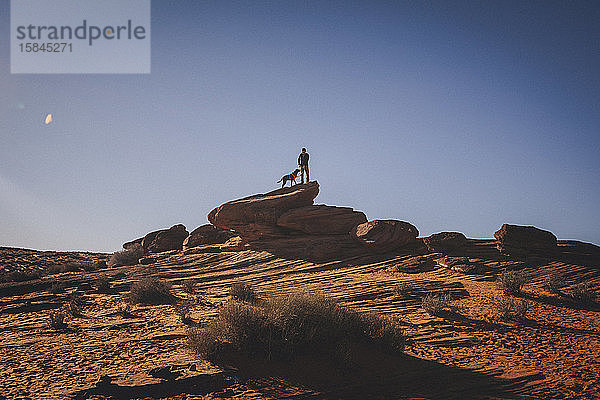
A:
[213,344,536,400]
[70,342,538,400]
[71,373,229,400]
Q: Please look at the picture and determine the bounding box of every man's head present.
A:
[301,148,306,153]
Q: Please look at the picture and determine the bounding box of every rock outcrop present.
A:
[494,224,557,259]
[392,255,436,273]
[220,236,248,252]
[351,220,419,252]
[436,256,477,274]
[183,224,235,250]
[123,237,143,250]
[206,182,421,260]
[141,224,189,253]
[423,232,467,253]
[253,234,363,260]
[277,205,367,235]
[208,182,320,240]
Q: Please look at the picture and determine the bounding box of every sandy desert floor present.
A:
[1,239,599,399]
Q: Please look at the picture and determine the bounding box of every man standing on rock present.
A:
[298,147,310,184]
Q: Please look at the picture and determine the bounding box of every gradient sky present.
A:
[1,1,599,252]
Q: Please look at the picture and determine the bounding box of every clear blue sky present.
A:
[1,1,599,251]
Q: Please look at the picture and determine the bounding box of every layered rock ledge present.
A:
[206,181,418,260]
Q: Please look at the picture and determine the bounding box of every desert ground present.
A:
[1,184,599,399]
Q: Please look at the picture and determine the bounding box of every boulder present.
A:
[436,256,477,274]
[220,236,249,252]
[138,257,157,265]
[392,255,436,273]
[208,181,320,240]
[182,224,235,250]
[494,224,557,259]
[142,224,189,253]
[423,232,467,253]
[277,205,367,235]
[123,237,143,250]
[351,220,419,252]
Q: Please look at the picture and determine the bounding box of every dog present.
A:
[277,169,300,188]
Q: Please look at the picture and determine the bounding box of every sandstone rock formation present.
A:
[123,238,143,250]
[277,205,367,235]
[494,224,557,259]
[436,256,477,274]
[351,220,419,252]
[183,224,235,250]
[423,232,468,253]
[141,224,189,253]
[208,181,320,240]
[392,255,436,273]
[206,182,421,260]
[252,235,363,260]
[220,236,248,252]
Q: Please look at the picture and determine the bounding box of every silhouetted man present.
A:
[298,148,309,184]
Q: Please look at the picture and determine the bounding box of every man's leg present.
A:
[300,167,305,184]
[305,166,309,183]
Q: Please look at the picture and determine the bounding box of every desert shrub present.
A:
[108,244,144,267]
[421,292,452,316]
[229,282,258,303]
[394,282,412,297]
[95,275,111,293]
[65,293,86,316]
[542,274,565,294]
[174,301,193,325]
[188,292,404,363]
[183,279,197,294]
[48,310,68,330]
[494,296,529,321]
[46,262,85,275]
[496,270,528,296]
[116,303,134,318]
[83,260,107,272]
[50,282,66,294]
[357,313,406,353]
[0,270,41,283]
[82,262,96,272]
[570,282,596,305]
[129,277,174,305]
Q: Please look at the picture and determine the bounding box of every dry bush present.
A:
[174,301,194,325]
[229,282,259,303]
[421,292,452,316]
[46,262,86,275]
[183,279,197,294]
[129,277,174,305]
[496,270,528,296]
[94,275,112,293]
[0,270,41,283]
[542,274,565,294]
[570,282,596,305]
[48,310,68,330]
[394,282,412,297]
[83,260,107,272]
[65,293,86,316]
[50,281,66,294]
[116,303,134,318]
[494,296,529,321]
[108,244,144,267]
[188,292,404,363]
